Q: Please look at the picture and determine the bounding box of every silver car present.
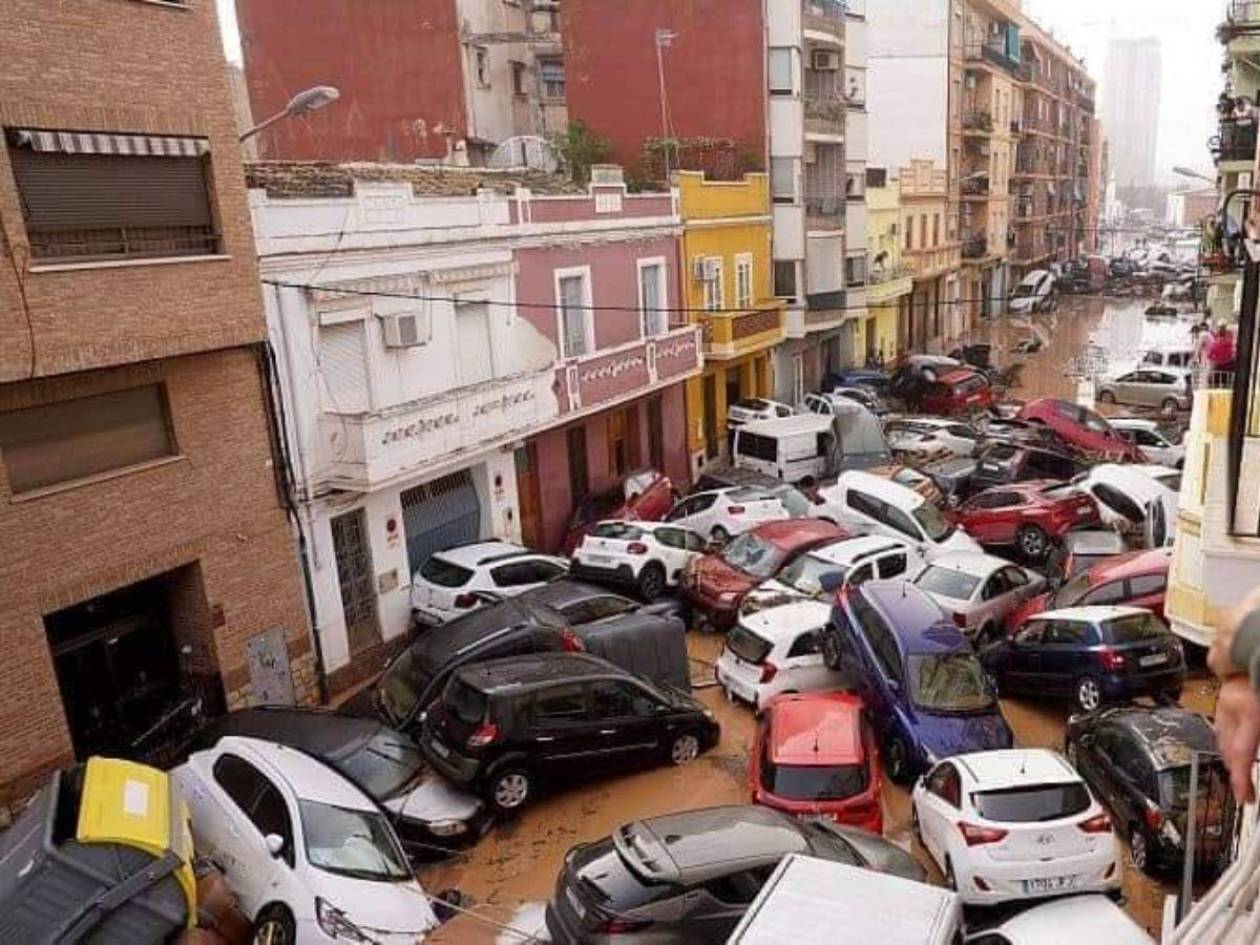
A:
[1096,367,1192,414]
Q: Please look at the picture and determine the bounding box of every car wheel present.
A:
[1129,824,1152,874]
[486,768,533,816]
[1162,398,1180,416]
[710,525,731,544]
[885,735,914,785]
[1074,675,1103,713]
[253,906,296,945]
[669,733,701,766]
[1097,389,1116,405]
[1017,524,1050,561]
[637,563,666,602]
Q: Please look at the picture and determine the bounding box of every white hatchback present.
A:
[174,736,438,943]
[885,417,980,460]
[571,520,708,600]
[914,553,1046,642]
[664,485,808,543]
[964,894,1153,945]
[741,535,927,615]
[728,397,795,427]
[715,601,847,709]
[410,539,568,626]
[1109,419,1185,468]
[912,749,1119,907]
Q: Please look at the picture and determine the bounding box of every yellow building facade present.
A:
[865,174,915,363]
[678,171,787,472]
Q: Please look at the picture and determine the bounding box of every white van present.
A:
[728,853,963,945]
[1009,269,1055,313]
[732,407,890,484]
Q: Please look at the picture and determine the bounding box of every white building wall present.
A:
[458,0,532,148]
[867,0,950,171]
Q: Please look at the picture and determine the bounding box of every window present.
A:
[511,60,527,95]
[8,134,218,262]
[557,272,590,357]
[845,254,866,288]
[607,407,639,476]
[567,426,589,500]
[787,632,821,658]
[1044,619,1092,646]
[1082,580,1126,606]
[1129,573,1167,597]
[455,299,493,385]
[250,782,295,864]
[475,46,491,87]
[919,215,928,249]
[882,504,921,540]
[638,261,667,336]
[213,754,265,813]
[735,255,754,308]
[702,257,724,311]
[539,58,566,99]
[933,214,941,247]
[590,680,656,718]
[0,385,176,494]
[878,553,909,579]
[853,598,903,681]
[491,559,565,587]
[530,684,588,725]
[1091,484,1143,524]
[563,595,636,623]
[905,218,914,250]
[768,48,794,95]
[774,259,798,299]
[771,158,797,203]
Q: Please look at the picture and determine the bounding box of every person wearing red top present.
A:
[1209,321,1237,375]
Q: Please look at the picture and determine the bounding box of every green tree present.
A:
[549,120,612,185]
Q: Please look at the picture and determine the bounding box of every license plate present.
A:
[429,738,451,759]
[798,813,831,823]
[1023,875,1079,894]
[1140,653,1169,667]
[586,554,611,565]
[565,885,586,920]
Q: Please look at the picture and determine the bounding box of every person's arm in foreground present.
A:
[1209,586,1260,803]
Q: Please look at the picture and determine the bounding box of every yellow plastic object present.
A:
[75,757,197,927]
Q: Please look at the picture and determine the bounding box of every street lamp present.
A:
[1173,166,1216,184]
[240,85,340,143]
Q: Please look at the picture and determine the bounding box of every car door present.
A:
[653,526,696,579]
[523,682,600,778]
[1041,618,1093,695]
[976,569,1012,630]
[586,679,666,768]
[918,762,963,866]
[1002,621,1045,692]
[687,866,777,943]
[781,625,840,691]
[995,566,1034,618]
[1111,371,1141,405]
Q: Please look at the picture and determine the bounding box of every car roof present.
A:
[739,601,833,640]
[953,749,1080,789]
[1098,707,1217,768]
[809,535,911,566]
[995,895,1149,944]
[832,470,925,508]
[432,539,528,568]
[1109,417,1158,431]
[739,414,834,436]
[206,707,386,761]
[922,552,1013,579]
[621,806,807,883]
[1036,605,1150,624]
[524,579,632,610]
[211,735,377,810]
[749,518,842,547]
[860,580,962,652]
[1088,546,1171,582]
[768,693,866,766]
[455,651,625,693]
[936,369,981,385]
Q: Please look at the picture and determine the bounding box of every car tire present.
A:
[710,525,731,544]
[1162,398,1180,416]
[1074,675,1103,713]
[668,732,701,766]
[885,735,914,786]
[486,767,534,816]
[637,563,666,602]
[252,905,296,945]
[1129,823,1153,875]
[1097,390,1116,405]
[1017,524,1050,561]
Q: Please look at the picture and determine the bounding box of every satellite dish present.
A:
[488,136,561,172]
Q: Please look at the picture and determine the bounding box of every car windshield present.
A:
[591,522,644,541]
[418,555,473,588]
[1013,283,1035,297]
[726,625,773,664]
[376,649,429,727]
[299,801,412,882]
[909,653,996,714]
[1052,570,1093,608]
[917,566,980,601]
[338,731,425,800]
[771,485,813,517]
[777,554,847,597]
[1159,761,1230,811]
[912,501,955,542]
[1081,409,1110,434]
[971,783,1091,822]
[445,676,489,726]
[721,534,788,579]
[763,761,868,801]
[1104,612,1167,644]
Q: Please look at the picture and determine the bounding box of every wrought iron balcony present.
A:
[962,110,995,133]
[962,235,989,259]
[1212,120,1258,163]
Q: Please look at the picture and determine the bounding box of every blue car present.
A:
[821,579,1013,783]
[821,368,890,396]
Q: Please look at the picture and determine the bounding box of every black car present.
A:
[982,606,1186,712]
[195,706,489,859]
[545,805,923,943]
[1066,706,1231,876]
[969,442,1079,493]
[375,581,689,740]
[420,652,721,814]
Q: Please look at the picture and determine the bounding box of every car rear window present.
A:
[972,783,1091,822]
[735,431,779,464]
[419,556,474,588]
[735,398,771,411]
[445,676,489,726]
[1104,612,1168,644]
[592,522,644,541]
[763,762,869,801]
[572,840,678,910]
[727,625,773,665]
[917,566,980,601]
[728,486,775,503]
[777,554,846,596]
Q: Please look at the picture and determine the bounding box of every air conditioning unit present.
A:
[811,49,840,71]
[380,312,428,348]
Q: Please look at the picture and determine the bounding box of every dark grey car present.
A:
[545,805,924,943]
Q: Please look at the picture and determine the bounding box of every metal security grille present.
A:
[400,471,481,576]
[330,509,381,657]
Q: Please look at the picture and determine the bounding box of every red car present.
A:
[1016,398,1145,462]
[750,692,883,834]
[920,369,996,416]
[561,469,675,555]
[954,480,1100,561]
[1004,546,1172,633]
[681,519,846,630]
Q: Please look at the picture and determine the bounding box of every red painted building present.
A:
[562,0,767,179]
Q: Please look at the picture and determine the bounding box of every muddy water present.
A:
[424,298,1217,942]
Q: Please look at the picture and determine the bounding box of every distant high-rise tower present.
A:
[1101,36,1162,189]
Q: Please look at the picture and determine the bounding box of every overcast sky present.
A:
[215,0,1220,185]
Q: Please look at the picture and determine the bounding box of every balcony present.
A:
[962,110,995,135]
[1212,119,1258,164]
[555,324,702,414]
[903,247,960,280]
[318,370,560,492]
[1219,1,1260,43]
[962,235,989,259]
[965,41,1021,76]
[805,195,845,231]
[867,263,914,305]
[804,93,847,135]
[802,0,845,41]
[700,301,787,360]
[961,175,991,198]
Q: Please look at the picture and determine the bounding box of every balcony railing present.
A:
[806,288,846,312]
[27,224,220,262]
[962,235,989,259]
[802,0,846,38]
[1212,120,1258,163]
[557,324,702,415]
[804,93,847,127]
[868,262,913,285]
[961,176,991,196]
[701,301,786,359]
[1220,0,1260,41]
[962,110,995,133]
[965,41,1022,76]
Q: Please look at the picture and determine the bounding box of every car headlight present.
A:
[316,897,374,943]
[427,819,469,837]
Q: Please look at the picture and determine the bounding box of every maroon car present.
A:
[682,519,847,630]
[920,369,996,416]
[1016,398,1145,462]
[954,480,1100,561]
[561,470,676,555]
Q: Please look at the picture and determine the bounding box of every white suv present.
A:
[714,601,846,708]
[912,749,1119,906]
[410,540,568,626]
[571,520,708,600]
[663,485,807,543]
[174,736,438,943]
[1109,419,1185,468]
[884,417,980,460]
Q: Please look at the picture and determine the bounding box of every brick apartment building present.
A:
[0,0,312,808]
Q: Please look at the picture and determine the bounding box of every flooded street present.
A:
[423,296,1216,943]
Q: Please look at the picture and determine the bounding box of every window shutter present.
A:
[320,322,370,413]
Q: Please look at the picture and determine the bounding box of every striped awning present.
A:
[7,128,210,157]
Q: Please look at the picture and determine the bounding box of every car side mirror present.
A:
[265,834,286,859]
